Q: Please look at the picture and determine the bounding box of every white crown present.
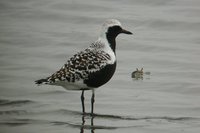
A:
[102,19,121,29]
[100,19,122,37]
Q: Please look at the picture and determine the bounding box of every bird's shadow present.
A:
[78,113,119,133]
[80,114,94,133]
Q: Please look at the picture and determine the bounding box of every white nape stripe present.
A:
[96,36,116,65]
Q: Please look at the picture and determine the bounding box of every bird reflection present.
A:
[80,114,95,133]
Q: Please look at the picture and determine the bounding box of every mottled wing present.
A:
[44,48,111,84]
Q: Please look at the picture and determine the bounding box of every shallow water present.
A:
[1,0,200,133]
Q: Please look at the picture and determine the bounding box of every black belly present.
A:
[84,62,116,88]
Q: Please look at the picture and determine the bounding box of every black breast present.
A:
[84,62,116,88]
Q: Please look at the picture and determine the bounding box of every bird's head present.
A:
[100,19,132,39]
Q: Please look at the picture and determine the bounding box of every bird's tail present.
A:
[35,78,48,85]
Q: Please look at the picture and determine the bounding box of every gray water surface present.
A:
[1,0,200,133]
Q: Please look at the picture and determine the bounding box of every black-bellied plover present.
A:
[35,19,132,115]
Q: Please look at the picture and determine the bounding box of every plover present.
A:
[35,19,132,115]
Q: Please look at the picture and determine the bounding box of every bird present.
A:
[35,19,132,115]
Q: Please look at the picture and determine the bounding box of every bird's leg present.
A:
[91,89,95,115]
[81,90,85,115]
[80,114,85,133]
[91,115,94,133]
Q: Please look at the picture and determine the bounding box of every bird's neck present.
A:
[97,33,116,53]
[93,36,116,64]
[95,37,115,54]
[106,35,116,53]
[106,33,116,53]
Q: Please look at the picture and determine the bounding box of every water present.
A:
[1,0,200,132]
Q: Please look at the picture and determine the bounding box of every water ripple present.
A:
[0,110,28,115]
[89,113,199,122]
[0,99,35,106]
